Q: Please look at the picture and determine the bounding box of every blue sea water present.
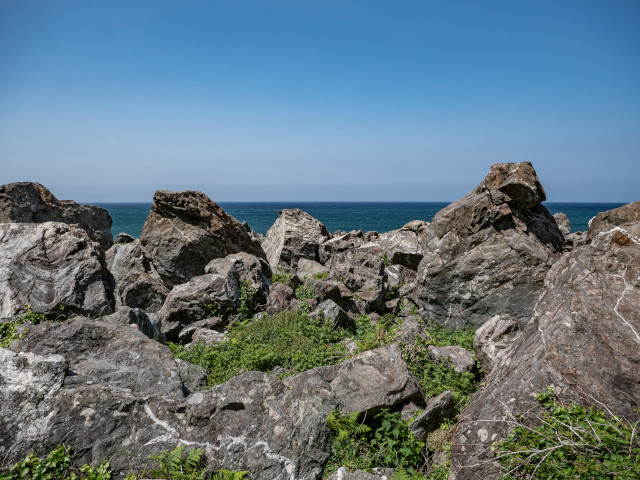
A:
[96,202,625,239]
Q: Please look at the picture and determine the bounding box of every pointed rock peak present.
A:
[477,162,546,210]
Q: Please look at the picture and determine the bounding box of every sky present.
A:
[1,0,639,202]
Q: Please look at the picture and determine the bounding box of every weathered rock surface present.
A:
[265,282,297,315]
[327,250,387,312]
[263,209,331,272]
[428,345,475,373]
[175,358,209,394]
[297,258,330,279]
[413,162,563,328]
[101,306,165,343]
[140,190,265,288]
[205,251,272,296]
[552,212,570,237]
[451,227,640,479]
[0,222,114,320]
[286,344,423,418]
[385,264,417,288]
[409,391,455,442]
[472,314,521,374]
[358,221,430,270]
[157,273,240,342]
[309,299,351,329]
[105,240,168,312]
[318,230,369,264]
[0,182,113,249]
[587,200,640,242]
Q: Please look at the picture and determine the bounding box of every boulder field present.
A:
[0,163,638,479]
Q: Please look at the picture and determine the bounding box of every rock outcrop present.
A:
[0,182,113,249]
[263,209,331,272]
[140,190,265,288]
[451,227,640,479]
[413,162,564,328]
[0,222,114,319]
[586,201,640,242]
[472,314,521,374]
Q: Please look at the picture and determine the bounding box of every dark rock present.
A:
[587,201,640,243]
[263,209,331,272]
[409,391,455,442]
[0,182,113,249]
[451,227,640,479]
[413,162,563,328]
[427,345,476,373]
[394,316,427,344]
[473,314,521,374]
[175,359,209,394]
[327,250,387,311]
[385,264,417,288]
[101,306,165,343]
[114,232,135,244]
[0,222,114,320]
[265,282,296,315]
[140,190,265,288]
[318,230,367,264]
[358,221,430,270]
[309,300,351,329]
[305,278,354,310]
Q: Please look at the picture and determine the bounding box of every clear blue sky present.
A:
[1,0,639,202]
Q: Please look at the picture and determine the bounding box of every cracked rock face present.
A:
[0,182,114,250]
[413,162,564,329]
[140,190,266,289]
[0,222,114,320]
[450,227,640,480]
[587,200,640,243]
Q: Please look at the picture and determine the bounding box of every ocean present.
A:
[96,202,625,239]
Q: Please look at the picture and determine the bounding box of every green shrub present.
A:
[271,268,293,285]
[0,305,48,348]
[494,386,640,479]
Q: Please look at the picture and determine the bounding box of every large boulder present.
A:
[263,209,331,272]
[413,162,564,328]
[140,190,265,288]
[358,220,430,270]
[586,200,640,242]
[205,251,272,296]
[472,314,521,374]
[0,182,113,249]
[0,222,114,320]
[451,227,640,479]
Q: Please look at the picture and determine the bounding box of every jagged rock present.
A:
[409,391,455,442]
[297,258,330,279]
[552,212,571,237]
[188,328,225,346]
[358,221,429,270]
[265,283,296,315]
[205,251,272,296]
[157,273,240,342]
[385,264,417,288]
[305,278,354,311]
[394,316,426,344]
[286,344,423,418]
[140,190,265,288]
[105,240,168,312]
[175,359,209,394]
[262,209,331,272]
[399,401,421,421]
[114,232,135,244]
[473,314,521,374]
[413,162,563,328]
[327,250,387,311]
[0,222,114,320]
[587,201,640,242]
[318,230,368,264]
[0,182,113,249]
[428,345,476,373]
[451,227,640,479]
[177,316,225,343]
[309,299,351,329]
[101,306,165,342]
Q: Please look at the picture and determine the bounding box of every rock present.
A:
[157,273,240,342]
[587,201,640,242]
[286,344,423,418]
[413,162,563,328]
[177,316,225,343]
[140,190,265,288]
[101,306,165,343]
[105,240,168,312]
[309,300,351,329]
[359,221,430,270]
[297,258,330,279]
[0,222,114,320]
[409,391,455,442]
[451,227,640,479]
[428,345,476,373]
[175,359,209,394]
[0,182,113,250]
[265,283,296,315]
[262,208,331,272]
[399,401,421,421]
[114,232,135,244]
[552,212,571,237]
[394,316,426,344]
[318,230,367,264]
[205,251,271,297]
[188,328,225,346]
[472,314,521,374]
[385,264,417,288]
[305,278,354,310]
[327,250,387,311]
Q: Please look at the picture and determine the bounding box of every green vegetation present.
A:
[146,446,248,480]
[203,281,266,321]
[271,268,293,285]
[495,386,640,479]
[0,305,47,348]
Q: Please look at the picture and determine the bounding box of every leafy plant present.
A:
[494,386,640,479]
[312,271,329,280]
[0,305,47,348]
[147,445,207,480]
[295,284,317,301]
[271,268,293,285]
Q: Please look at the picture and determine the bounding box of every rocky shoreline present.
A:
[1,162,638,479]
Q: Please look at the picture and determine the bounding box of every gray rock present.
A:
[409,391,455,442]
[188,328,225,346]
[297,258,330,279]
[101,306,165,342]
[552,212,571,237]
[140,190,265,288]
[472,314,521,374]
[305,278,354,311]
[327,250,387,311]
[205,251,272,295]
[385,264,417,288]
[394,316,426,344]
[428,345,476,373]
[451,227,640,479]
[105,240,168,312]
[0,182,113,249]
[175,358,209,394]
[157,273,240,342]
[318,230,367,264]
[310,299,351,329]
[358,221,430,270]
[263,208,331,272]
[587,200,640,243]
[286,344,423,418]
[265,283,296,316]
[114,232,135,244]
[413,162,563,328]
[0,222,114,320]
